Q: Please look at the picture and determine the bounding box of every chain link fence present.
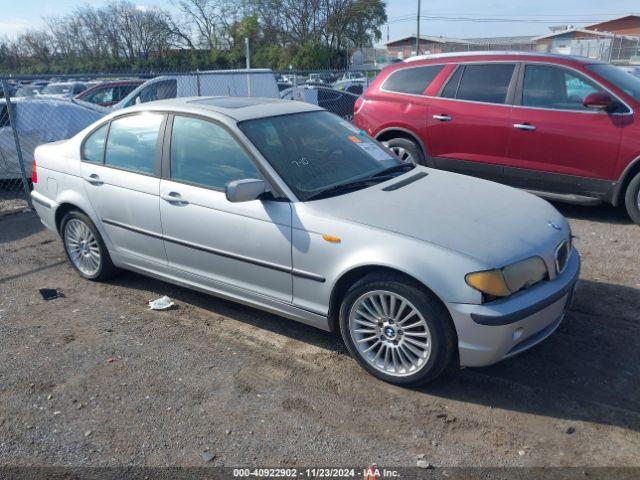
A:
[0,79,32,215]
[0,68,376,216]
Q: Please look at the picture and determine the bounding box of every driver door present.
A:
[159,114,293,302]
[505,63,625,195]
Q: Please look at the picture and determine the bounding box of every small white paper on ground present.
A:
[148,296,175,310]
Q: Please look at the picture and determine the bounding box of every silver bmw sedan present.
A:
[30,97,579,385]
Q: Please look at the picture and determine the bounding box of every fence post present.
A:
[1,77,33,210]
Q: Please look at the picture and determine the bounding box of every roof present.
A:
[532,28,618,41]
[403,51,605,64]
[120,96,322,122]
[386,35,470,46]
[586,14,640,30]
[465,35,537,45]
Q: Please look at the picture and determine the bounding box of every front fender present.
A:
[291,215,485,316]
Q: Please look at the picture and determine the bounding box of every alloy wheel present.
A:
[383,142,416,164]
[348,290,432,377]
[64,218,101,276]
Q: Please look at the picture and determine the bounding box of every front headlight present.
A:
[466,256,548,300]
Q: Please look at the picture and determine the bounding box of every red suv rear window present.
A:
[381,65,444,95]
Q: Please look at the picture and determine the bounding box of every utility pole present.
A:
[416,0,421,55]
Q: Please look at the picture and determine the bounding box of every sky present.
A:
[1,0,639,44]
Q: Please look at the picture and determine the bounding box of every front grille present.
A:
[555,240,570,274]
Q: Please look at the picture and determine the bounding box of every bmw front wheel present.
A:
[339,273,457,386]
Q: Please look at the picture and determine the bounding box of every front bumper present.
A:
[448,248,580,367]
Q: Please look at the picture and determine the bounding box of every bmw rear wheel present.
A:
[339,273,457,386]
[61,210,117,281]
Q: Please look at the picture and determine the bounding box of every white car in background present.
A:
[108,69,280,110]
[0,97,102,179]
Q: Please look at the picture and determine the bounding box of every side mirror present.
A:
[583,91,615,111]
[225,178,267,203]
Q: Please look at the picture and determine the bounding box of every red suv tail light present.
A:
[31,160,38,183]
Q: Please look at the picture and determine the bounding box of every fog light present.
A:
[512,328,524,341]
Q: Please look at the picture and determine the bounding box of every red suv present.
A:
[354,52,640,224]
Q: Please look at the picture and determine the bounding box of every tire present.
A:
[382,137,427,166]
[60,210,118,281]
[624,172,640,225]
[339,273,458,386]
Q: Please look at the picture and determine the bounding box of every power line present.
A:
[386,12,631,20]
[385,15,621,25]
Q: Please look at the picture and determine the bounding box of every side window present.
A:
[170,116,261,190]
[86,88,113,105]
[382,65,445,95]
[441,66,463,98]
[522,64,600,111]
[442,64,515,104]
[139,80,177,104]
[82,123,109,164]
[104,113,163,174]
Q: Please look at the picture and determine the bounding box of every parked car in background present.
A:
[40,82,87,98]
[334,78,367,95]
[283,86,359,120]
[355,51,640,224]
[14,85,43,98]
[111,69,280,110]
[31,97,579,386]
[0,97,103,179]
[307,72,338,85]
[619,66,640,79]
[75,80,143,107]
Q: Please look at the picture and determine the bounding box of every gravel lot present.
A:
[0,202,639,468]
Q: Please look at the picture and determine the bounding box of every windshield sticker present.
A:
[348,135,363,143]
[356,142,394,161]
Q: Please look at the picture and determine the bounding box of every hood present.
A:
[307,167,569,267]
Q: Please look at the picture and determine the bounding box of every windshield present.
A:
[15,87,39,97]
[239,111,405,201]
[586,64,640,102]
[42,84,71,94]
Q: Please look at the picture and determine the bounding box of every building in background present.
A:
[586,14,640,36]
[385,35,470,59]
[384,14,640,65]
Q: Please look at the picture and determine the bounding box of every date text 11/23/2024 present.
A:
[232,467,401,478]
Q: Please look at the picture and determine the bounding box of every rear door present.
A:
[80,112,167,264]
[426,63,518,181]
[504,63,625,196]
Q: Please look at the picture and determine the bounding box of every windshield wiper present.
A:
[306,164,416,201]
[370,163,416,178]
[306,178,381,201]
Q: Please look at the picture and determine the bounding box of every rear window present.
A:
[382,65,444,95]
[441,64,515,104]
[104,113,163,175]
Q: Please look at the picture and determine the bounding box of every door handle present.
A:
[161,192,189,205]
[83,174,103,185]
[514,123,536,131]
[433,114,452,122]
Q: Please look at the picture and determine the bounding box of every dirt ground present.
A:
[0,202,639,468]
